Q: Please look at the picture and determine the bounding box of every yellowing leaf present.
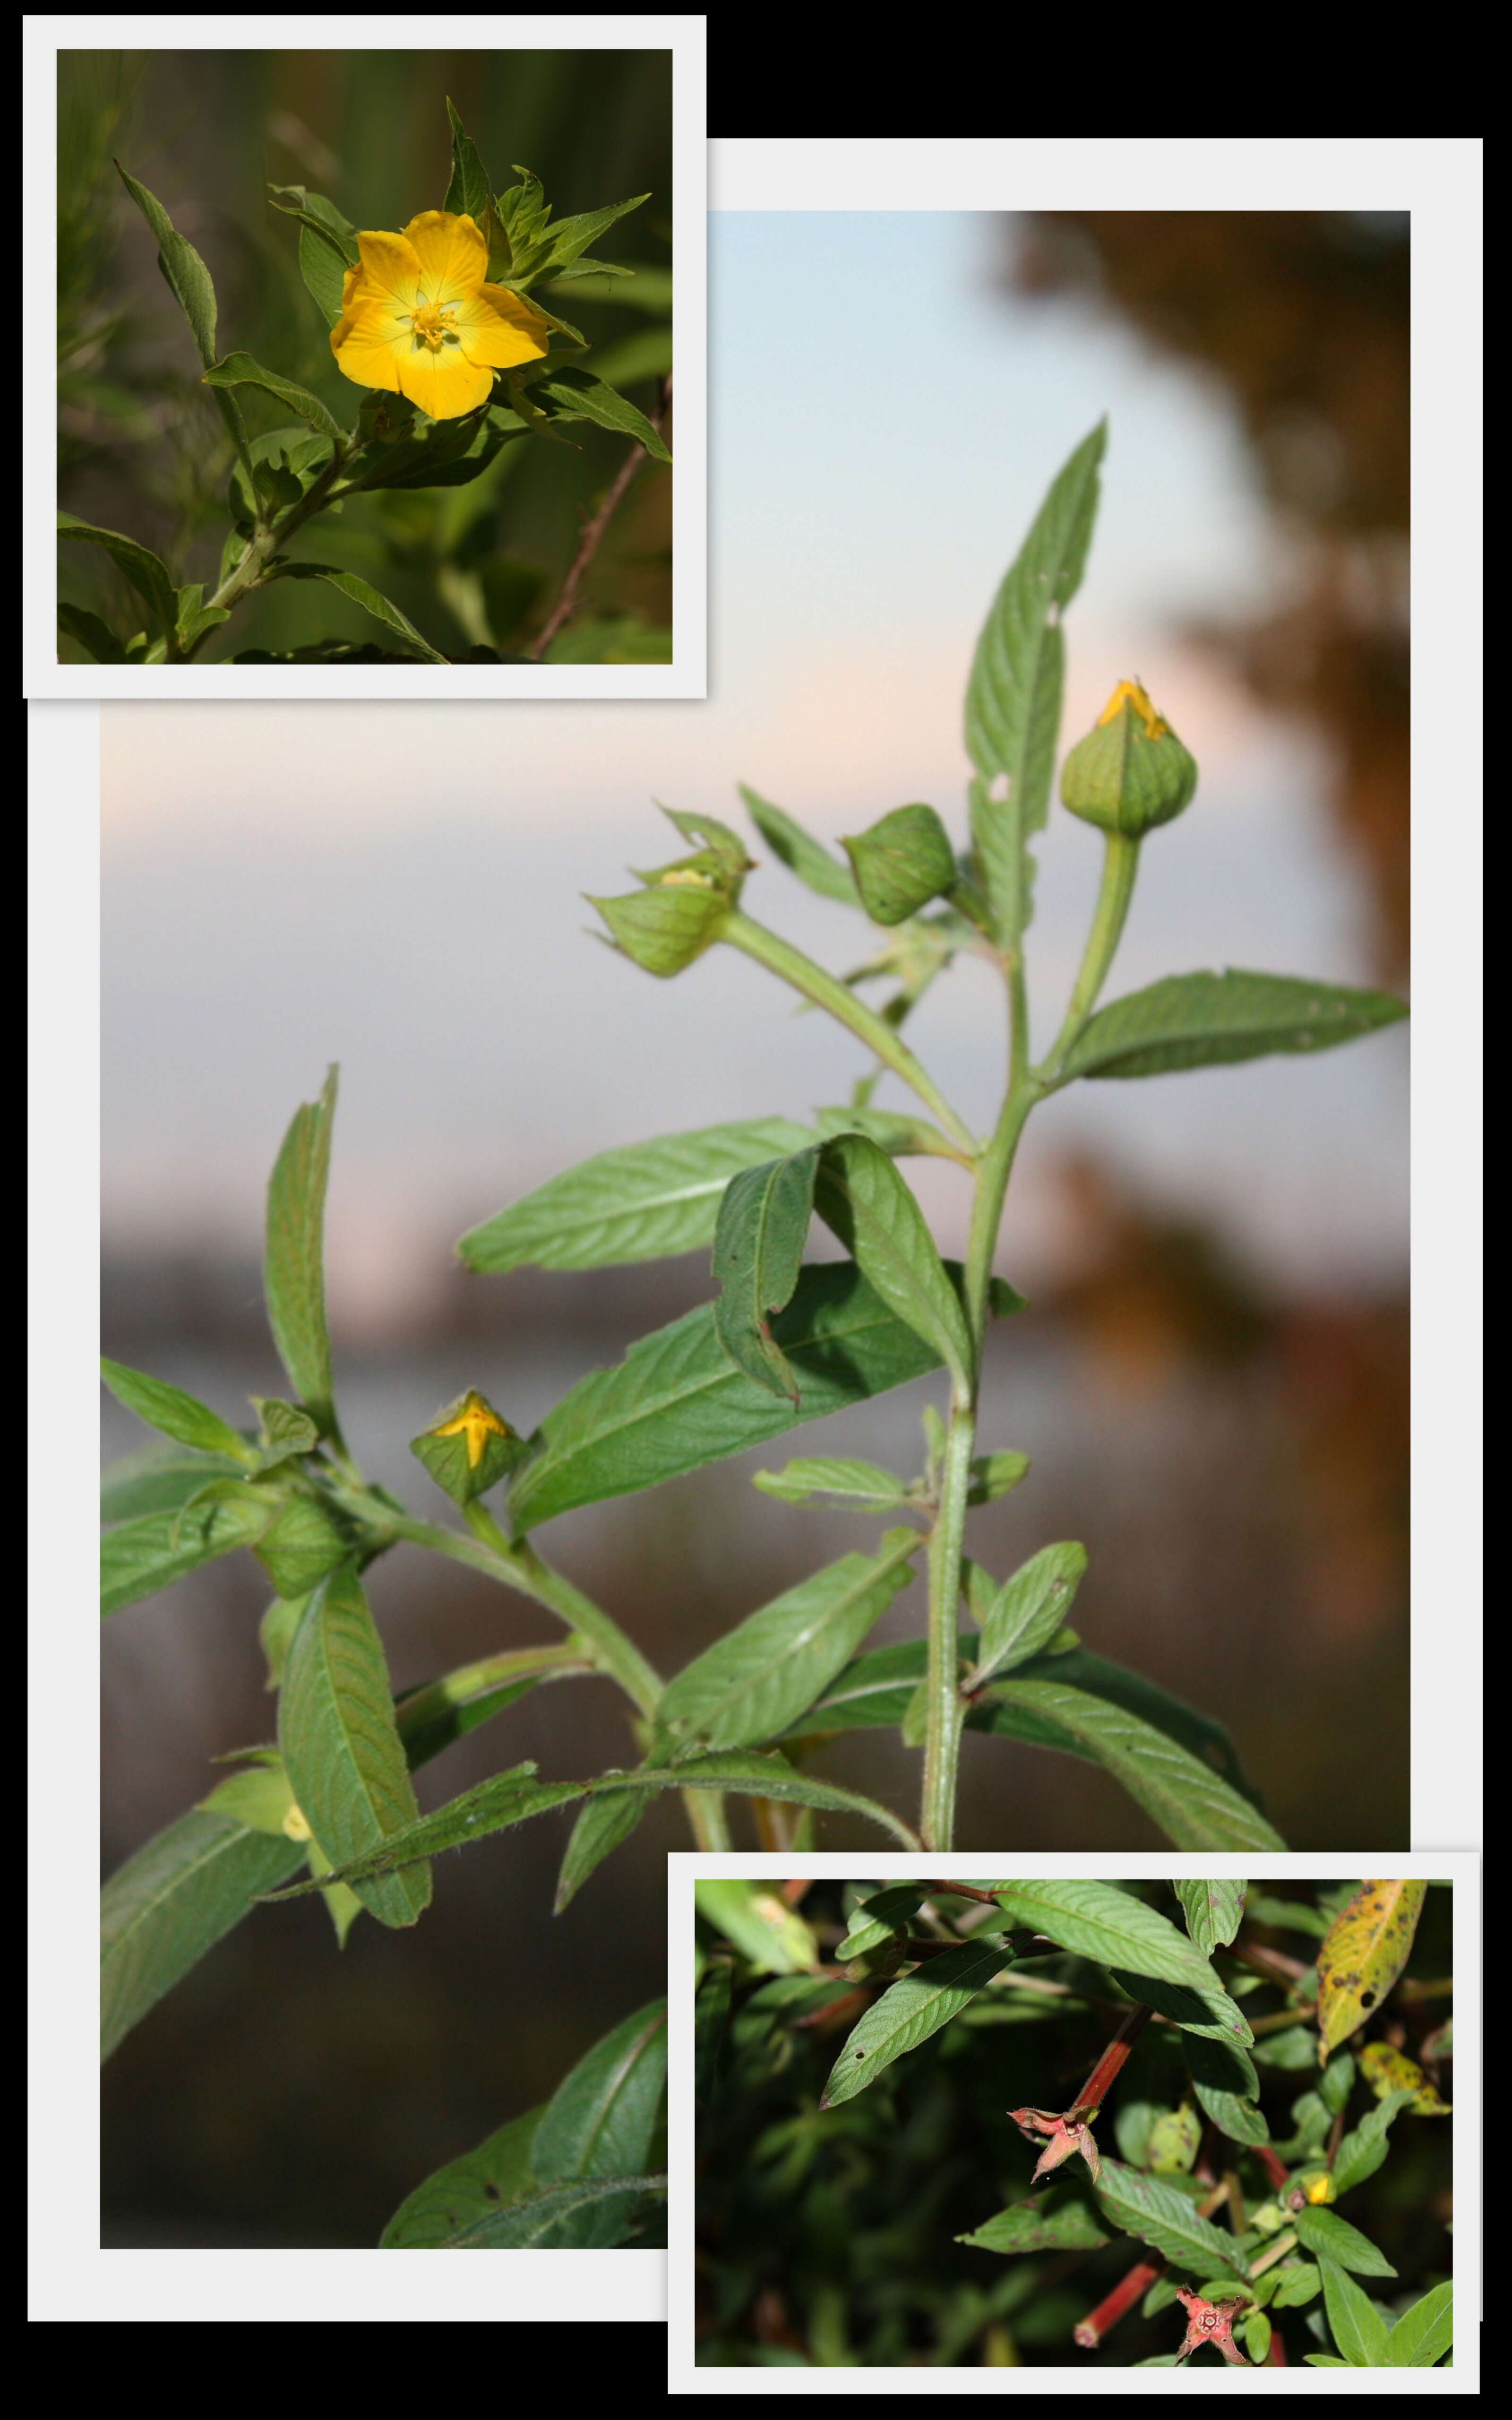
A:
[1359,2041,1451,2116]
[1315,1881,1427,2057]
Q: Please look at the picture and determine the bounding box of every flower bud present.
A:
[842,804,956,926]
[590,807,752,977]
[1060,679,1197,838]
[412,1388,529,1507]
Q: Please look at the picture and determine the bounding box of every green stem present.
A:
[720,911,979,1158]
[183,426,357,659]
[1036,830,1142,1085]
[921,1400,974,1850]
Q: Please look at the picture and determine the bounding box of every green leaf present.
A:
[966,420,1106,943]
[971,1542,1088,1683]
[263,1765,585,1897]
[265,564,449,664]
[968,1451,1032,1504]
[1184,2032,1269,2144]
[278,1565,432,1929]
[1383,2280,1452,2368]
[509,1260,979,1532]
[395,1645,581,1770]
[1270,2262,1323,2308]
[430,2172,665,2247]
[842,804,957,926]
[459,1117,813,1275]
[819,1935,1019,2106]
[694,1880,819,1973]
[1294,2207,1398,2278]
[695,1962,732,2105]
[989,1879,1220,1992]
[298,221,347,323]
[1174,1878,1247,1954]
[1093,2160,1249,2281]
[263,1065,339,1436]
[101,1441,248,1524]
[1106,1972,1255,2062]
[1318,2256,1390,2364]
[834,1884,930,1960]
[957,2189,1110,2254]
[115,162,221,366]
[532,365,670,463]
[586,1750,919,1847]
[653,1534,919,1753]
[529,1998,668,2246]
[58,602,129,663]
[267,183,358,263]
[381,2104,542,2247]
[979,1677,1286,1850]
[1061,969,1409,1082]
[1332,2087,1418,2195]
[553,1791,646,1913]
[971,1644,1262,1804]
[100,1357,252,1463]
[712,1147,821,1400]
[540,193,649,276]
[58,511,176,644]
[101,1495,270,1616]
[442,98,490,224]
[101,1810,303,2060]
[253,1488,357,1599]
[1316,1879,1427,2057]
[739,784,861,904]
[812,1134,973,1391]
[203,352,342,442]
[752,1456,911,1511]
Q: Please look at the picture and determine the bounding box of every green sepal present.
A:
[843,804,957,925]
[411,1389,531,1507]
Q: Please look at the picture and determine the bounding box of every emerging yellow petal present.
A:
[330,208,548,418]
[1098,677,1169,739]
[432,1388,509,1470]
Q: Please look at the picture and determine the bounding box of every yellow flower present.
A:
[330,211,549,419]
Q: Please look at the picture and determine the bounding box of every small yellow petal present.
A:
[1098,677,1168,738]
[352,228,423,308]
[282,1803,313,1842]
[403,209,488,304]
[395,342,495,419]
[453,285,551,370]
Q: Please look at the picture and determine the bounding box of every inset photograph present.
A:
[677,1872,1461,2373]
[40,27,702,693]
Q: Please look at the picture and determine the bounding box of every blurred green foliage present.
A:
[57,48,672,663]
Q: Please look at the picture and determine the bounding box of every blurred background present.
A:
[101,209,1409,2244]
[59,47,673,663]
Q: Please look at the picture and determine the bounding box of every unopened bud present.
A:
[1061,679,1197,838]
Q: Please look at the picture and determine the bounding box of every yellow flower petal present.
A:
[403,209,488,304]
[452,284,551,371]
[352,228,423,308]
[395,340,495,419]
[330,297,410,395]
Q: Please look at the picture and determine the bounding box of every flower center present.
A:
[407,292,460,350]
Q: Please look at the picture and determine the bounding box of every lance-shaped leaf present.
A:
[1093,2160,1249,2281]
[813,1133,972,1392]
[969,1644,1262,1803]
[1106,1972,1254,2061]
[1317,2259,1390,2364]
[100,1357,253,1464]
[694,1880,820,1973]
[101,1495,271,1617]
[966,420,1106,942]
[101,1811,304,2061]
[394,1643,586,1771]
[264,1066,340,1436]
[1383,2281,1453,2369]
[509,1260,998,1532]
[819,1933,1019,2107]
[971,1542,1088,1683]
[842,804,957,926]
[1184,2031,1269,2144]
[529,1998,668,2247]
[441,97,490,223]
[1315,1880,1427,2057]
[540,192,649,276]
[989,1879,1220,1993]
[1294,2207,1397,2278]
[101,1441,249,1524]
[752,1456,912,1511]
[585,1751,919,1847]
[267,182,358,261]
[298,221,347,322]
[59,603,129,664]
[262,1765,586,1898]
[457,1115,812,1273]
[834,1884,930,1961]
[1060,968,1409,1083]
[712,1146,821,1400]
[1175,1878,1247,1955]
[980,1677,1286,1850]
[654,1533,919,1754]
[278,1566,432,1928]
[382,2105,543,2248]
[433,2172,666,2247]
[58,512,177,645]
[553,1791,646,1913]
[203,352,342,442]
[739,783,860,904]
[265,564,449,664]
[532,366,671,462]
[957,2189,1110,2254]
[1331,2088,1418,2195]
[115,163,250,467]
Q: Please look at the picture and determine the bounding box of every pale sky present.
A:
[102,213,1408,1316]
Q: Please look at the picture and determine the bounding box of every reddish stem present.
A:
[1254,2141,1290,2191]
[1074,2003,1153,2109]
[1075,2258,1164,2349]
